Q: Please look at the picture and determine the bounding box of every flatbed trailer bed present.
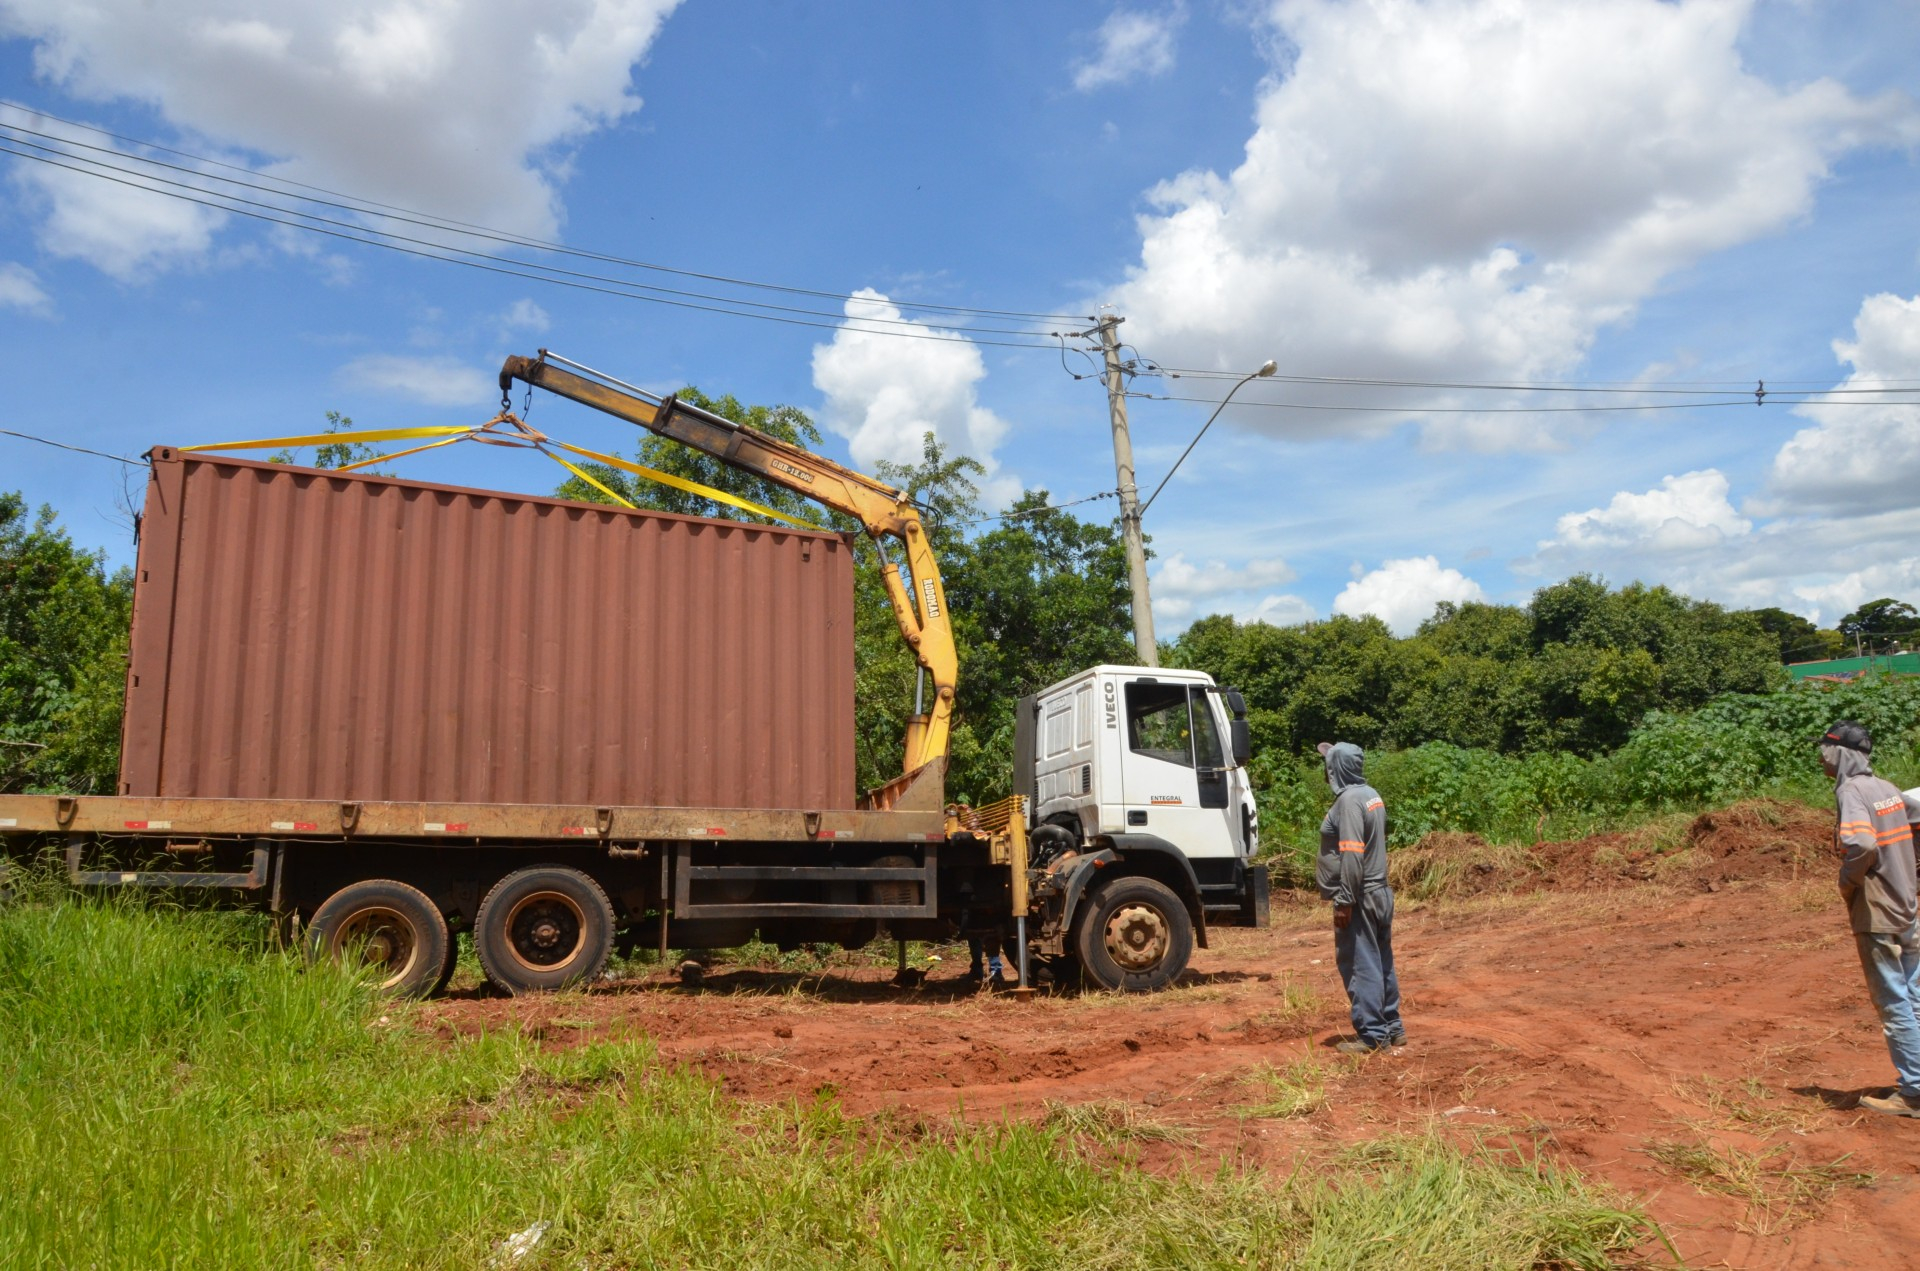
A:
[0,762,1027,996]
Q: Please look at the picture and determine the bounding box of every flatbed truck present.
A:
[0,352,1268,995]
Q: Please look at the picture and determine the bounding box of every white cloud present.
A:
[1153,551,1296,598]
[1243,592,1316,626]
[0,261,50,313]
[1521,462,1920,624]
[1151,552,1307,627]
[1105,0,1918,449]
[2,110,229,280]
[1333,556,1486,635]
[1550,470,1751,553]
[1072,5,1184,92]
[1759,292,1920,516]
[337,353,493,406]
[811,289,1019,502]
[499,297,551,334]
[0,1,683,275]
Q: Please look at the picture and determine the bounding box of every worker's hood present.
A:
[1323,741,1366,793]
[1823,743,1872,784]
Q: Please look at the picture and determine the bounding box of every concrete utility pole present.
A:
[1098,313,1158,667]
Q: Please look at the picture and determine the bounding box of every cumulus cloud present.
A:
[0,261,51,313]
[1150,552,1308,626]
[811,289,1019,502]
[337,353,493,406]
[1758,292,1920,516]
[1522,462,1920,623]
[1153,552,1296,598]
[1072,5,1184,92]
[0,0,682,275]
[1551,470,1751,553]
[2,108,229,280]
[1105,0,1918,449]
[1333,556,1486,635]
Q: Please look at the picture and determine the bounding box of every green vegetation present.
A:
[1246,674,1920,882]
[0,492,131,794]
[0,891,1655,1269]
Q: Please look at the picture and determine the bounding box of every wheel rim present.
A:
[330,906,422,991]
[1103,901,1171,972]
[502,890,587,973]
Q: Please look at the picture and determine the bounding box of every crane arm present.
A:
[500,352,956,775]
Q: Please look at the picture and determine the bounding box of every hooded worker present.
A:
[1315,741,1405,1053]
[1819,720,1920,1119]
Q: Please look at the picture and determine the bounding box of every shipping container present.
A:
[120,448,856,810]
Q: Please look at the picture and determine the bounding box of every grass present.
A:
[1241,1055,1335,1119]
[1039,1098,1197,1146]
[1670,1075,1822,1137]
[1642,1137,1873,1235]
[0,891,1660,1268]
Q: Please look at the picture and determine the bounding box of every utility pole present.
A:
[1098,313,1158,667]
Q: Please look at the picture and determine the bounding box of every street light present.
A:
[1139,359,1276,515]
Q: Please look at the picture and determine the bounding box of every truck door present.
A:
[1119,681,1236,859]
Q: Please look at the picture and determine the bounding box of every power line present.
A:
[0,137,1087,350]
[1139,364,1920,397]
[0,427,144,466]
[1125,391,1920,414]
[0,130,1084,345]
[950,490,1117,527]
[0,104,1094,326]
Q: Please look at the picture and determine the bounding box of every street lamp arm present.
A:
[1139,359,1275,515]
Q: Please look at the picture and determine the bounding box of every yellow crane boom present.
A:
[499,351,957,778]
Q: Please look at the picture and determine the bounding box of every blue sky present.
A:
[2,0,1918,637]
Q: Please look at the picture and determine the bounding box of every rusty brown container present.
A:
[120,448,856,809]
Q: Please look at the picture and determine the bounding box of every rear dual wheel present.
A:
[309,879,451,1000]
[475,865,615,996]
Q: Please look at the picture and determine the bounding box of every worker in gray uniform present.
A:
[1819,721,1920,1118]
[1316,741,1405,1054]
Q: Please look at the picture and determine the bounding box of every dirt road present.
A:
[431,806,1920,1269]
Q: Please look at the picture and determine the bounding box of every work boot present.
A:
[1335,1037,1383,1055]
[1386,1029,1408,1047]
[1859,1091,1920,1119]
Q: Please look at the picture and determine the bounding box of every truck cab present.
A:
[1013,665,1268,990]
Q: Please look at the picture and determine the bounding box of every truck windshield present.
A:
[1127,683,1193,767]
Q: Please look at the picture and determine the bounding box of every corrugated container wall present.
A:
[121,449,856,810]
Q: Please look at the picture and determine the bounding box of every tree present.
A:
[1836,598,1920,655]
[0,494,133,793]
[941,490,1136,799]
[1742,606,1841,664]
[269,411,386,473]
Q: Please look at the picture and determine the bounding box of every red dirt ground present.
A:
[428,803,1920,1269]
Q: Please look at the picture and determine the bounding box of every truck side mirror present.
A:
[1230,718,1252,767]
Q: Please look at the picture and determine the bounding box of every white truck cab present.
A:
[1025,665,1257,860]
[1010,665,1267,991]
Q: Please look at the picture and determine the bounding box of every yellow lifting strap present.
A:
[179,422,819,531]
[180,424,475,451]
[546,439,819,530]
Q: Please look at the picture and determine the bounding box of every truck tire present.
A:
[308,879,451,999]
[1071,875,1193,993]
[475,866,615,995]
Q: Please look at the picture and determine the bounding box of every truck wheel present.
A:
[308,879,451,999]
[1072,875,1194,993]
[475,866,615,995]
